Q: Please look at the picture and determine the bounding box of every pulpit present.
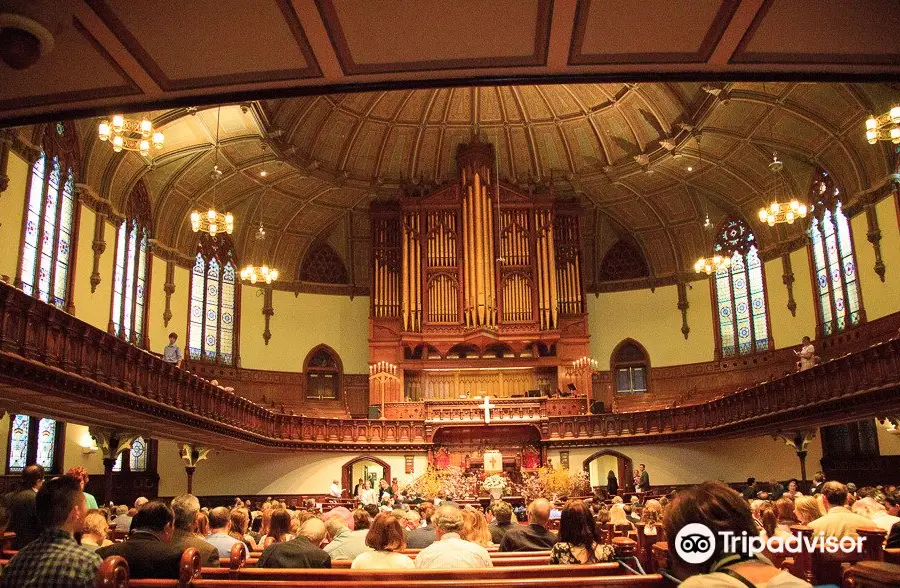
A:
[483,450,503,472]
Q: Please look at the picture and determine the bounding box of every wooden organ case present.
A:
[369,140,589,405]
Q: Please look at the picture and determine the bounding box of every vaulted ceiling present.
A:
[54,81,896,291]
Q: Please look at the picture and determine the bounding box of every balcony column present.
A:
[180,444,210,494]
[772,430,816,482]
[89,428,139,505]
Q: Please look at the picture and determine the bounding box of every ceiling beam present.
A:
[289,0,346,79]
[546,0,579,69]
[706,0,768,66]
[71,1,163,94]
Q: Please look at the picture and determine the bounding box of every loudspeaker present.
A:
[590,401,606,414]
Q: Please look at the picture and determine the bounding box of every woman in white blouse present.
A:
[351,512,414,570]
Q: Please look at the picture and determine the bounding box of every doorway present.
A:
[342,455,391,497]
[583,449,634,495]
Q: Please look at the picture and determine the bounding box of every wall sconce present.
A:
[80,442,98,455]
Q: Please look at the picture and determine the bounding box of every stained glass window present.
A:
[7,415,60,473]
[188,234,238,364]
[8,414,30,472]
[713,219,770,356]
[130,436,147,472]
[20,154,76,306]
[35,418,57,470]
[111,182,152,346]
[809,172,861,336]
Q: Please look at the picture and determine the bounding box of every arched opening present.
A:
[341,455,391,498]
[610,338,650,394]
[582,449,634,496]
[303,344,343,400]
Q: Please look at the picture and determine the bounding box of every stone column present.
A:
[89,428,139,505]
[180,444,210,494]
[772,430,816,482]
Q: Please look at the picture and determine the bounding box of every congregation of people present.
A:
[1,463,898,587]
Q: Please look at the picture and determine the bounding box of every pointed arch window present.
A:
[188,234,238,364]
[111,181,152,346]
[304,346,342,400]
[18,123,80,307]
[611,340,649,394]
[112,436,152,473]
[713,218,770,356]
[808,171,862,336]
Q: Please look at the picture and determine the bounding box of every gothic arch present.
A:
[582,448,634,494]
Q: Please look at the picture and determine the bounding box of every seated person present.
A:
[258,517,331,568]
[96,501,185,579]
[664,481,811,587]
[415,505,492,569]
[351,512,415,569]
[550,500,615,564]
[809,481,874,539]
[487,501,515,544]
[499,498,557,551]
[205,506,248,558]
[79,511,114,551]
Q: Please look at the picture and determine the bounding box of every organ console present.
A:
[370,139,590,406]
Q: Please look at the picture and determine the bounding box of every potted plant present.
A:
[483,474,507,500]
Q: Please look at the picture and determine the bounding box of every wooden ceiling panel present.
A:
[638,228,676,274]
[414,127,441,181]
[703,100,767,136]
[0,17,136,111]
[89,0,320,90]
[444,88,473,125]
[786,84,865,130]
[344,121,387,179]
[732,0,900,65]
[532,125,569,175]
[377,125,416,180]
[571,0,740,64]
[317,0,551,74]
[477,88,505,124]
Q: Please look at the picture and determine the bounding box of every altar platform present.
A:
[381,395,587,421]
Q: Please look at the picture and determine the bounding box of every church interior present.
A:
[0,2,899,582]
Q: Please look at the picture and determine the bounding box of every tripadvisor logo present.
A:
[674,523,865,564]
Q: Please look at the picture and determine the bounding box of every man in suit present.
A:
[638,464,650,492]
[97,501,185,579]
[170,494,220,567]
[407,503,437,548]
[499,498,557,551]
[809,472,826,495]
[258,517,331,568]
[809,481,874,540]
[1,464,44,549]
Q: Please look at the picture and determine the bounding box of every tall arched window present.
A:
[808,170,862,336]
[611,339,649,394]
[110,181,152,346]
[112,436,152,473]
[188,233,238,364]
[304,345,341,400]
[713,218,770,356]
[18,123,80,307]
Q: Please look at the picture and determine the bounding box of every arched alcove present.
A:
[582,449,634,495]
[341,455,391,497]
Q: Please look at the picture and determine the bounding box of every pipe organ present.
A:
[370,139,590,402]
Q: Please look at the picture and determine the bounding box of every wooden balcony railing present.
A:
[0,281,898,450]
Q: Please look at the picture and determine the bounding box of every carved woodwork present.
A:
[90,212,107,294]
[370,139,589,404]
[299,242,349,284]
[865,203,886,282]
[0,281,898,451]
[162,260,175,327]
[781,253,797,317]
[0,137,9,194]
[262,287,273,345]
[677,281,690,339]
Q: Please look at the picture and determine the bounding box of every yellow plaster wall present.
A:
[876,419,900,456]
[239,287,370,373]
[852,197,900,321]
[0,152,27,280]
[764,247,818,349]
[146,256,190,355]
[588,282,715,370]
[71,205,115,331]
[62,423,106,475]
[155,440,427,496]
[562,435,825,486]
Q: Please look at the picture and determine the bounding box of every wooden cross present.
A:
[480,395,496,424]
[489,454,498,469]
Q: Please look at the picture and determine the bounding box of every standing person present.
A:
[795,336,816,371]
[810,472,826,495]
[329,479,342,498]
[0,475,101,588]
[162,332,183,368]
[638,464,650,493]
[353,478,363,498]
[65,467,98,510]
[359,480,377,506]
[1,464,44,549]
[607,470,619,496]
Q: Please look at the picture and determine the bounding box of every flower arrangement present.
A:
[520,467,590,501]
[482,474,507,491]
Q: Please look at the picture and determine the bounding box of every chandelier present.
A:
[865,107,900,144]
[240,192,278,284]
[694,254,731,275]
[190,107,233,236]
[757,153,809,227]
[98,115,164,156]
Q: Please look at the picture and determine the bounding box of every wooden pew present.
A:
[842,561,900,588]
[1,532,15,553]
[883,548,900,565]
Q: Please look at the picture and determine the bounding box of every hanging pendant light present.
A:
[190,107,234,236]
[240,187,279,284]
